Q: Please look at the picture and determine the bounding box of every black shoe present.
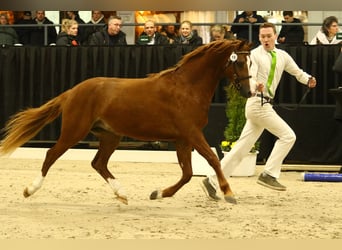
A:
[257,172,286,191]
[200,177,221,200]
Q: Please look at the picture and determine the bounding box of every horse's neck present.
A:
[178,61,223,101]
[186,60,220,87]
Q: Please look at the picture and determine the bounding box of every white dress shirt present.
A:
[249,45,311,97]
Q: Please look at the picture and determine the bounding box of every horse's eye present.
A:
[236,61,245,68]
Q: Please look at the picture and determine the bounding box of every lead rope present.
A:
[278,87,311,111]
[278,54,317,111]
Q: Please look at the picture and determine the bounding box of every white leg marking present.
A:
[107,178,128,204]
[156,189,163,199]
[26,175,45,196]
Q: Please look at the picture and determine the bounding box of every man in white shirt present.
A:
[201,22,317,202]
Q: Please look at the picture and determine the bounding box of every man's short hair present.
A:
[282,11,294,17]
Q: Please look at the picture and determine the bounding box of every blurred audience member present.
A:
[310,16,342,45]
[174,20,203,45]
[66,11,87,44]
[56,19,80,46]
[278,11,304,45]
[84,10,106,45]
[160,25,178,44]
[0,13,19,45]
[88,15,127,45]
[30,11,57,45]
[136,19,169,45]
[230,11,265,47]
[14,11,35,44]
[210,24,235,42]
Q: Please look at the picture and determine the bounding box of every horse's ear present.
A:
[239,40,252,51]
[236,40,248,50]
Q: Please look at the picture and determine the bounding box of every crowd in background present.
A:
[0,10,342,47]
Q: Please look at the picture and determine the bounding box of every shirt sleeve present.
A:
[283,51,311,85]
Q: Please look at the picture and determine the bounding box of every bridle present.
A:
[225,51,251,91]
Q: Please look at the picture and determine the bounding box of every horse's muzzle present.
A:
[239,89,252,98]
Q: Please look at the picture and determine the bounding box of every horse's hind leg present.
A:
[23,139,87,198]
[91,129,127,204]
[150,141,193,200]
[23,118,93,198]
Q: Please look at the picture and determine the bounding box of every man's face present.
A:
[36,11,45,21]
[284,15,294,23]
[144,21,156,37]
[245,11,253,17]
[92,11,102,22]
[166,25,175,34]
[108,18,122,35]
[259,27,277,51]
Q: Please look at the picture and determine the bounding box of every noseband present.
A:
[225,51,251,91]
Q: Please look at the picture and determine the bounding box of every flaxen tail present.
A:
[0,92,68,155]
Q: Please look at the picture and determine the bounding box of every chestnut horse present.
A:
[0,40,252,205]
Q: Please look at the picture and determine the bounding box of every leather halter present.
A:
[225,51,251,91]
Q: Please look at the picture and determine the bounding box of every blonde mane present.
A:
[148,40,242,78]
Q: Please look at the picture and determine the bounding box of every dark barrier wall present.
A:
[1,45,342,164]
[205,104,342,165]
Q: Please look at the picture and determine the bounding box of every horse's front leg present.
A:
[150,141,193,200]
[23,175,45,197]
[192,133,237,204]
[91,131,128,205]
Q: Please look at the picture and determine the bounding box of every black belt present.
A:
[252,93,274,105]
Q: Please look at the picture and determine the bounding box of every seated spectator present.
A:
[230,11,265,47]
[88,15,127,45]
[66,11,87,44]
[210,24,235,41]
[136,19,169,45]
[84,10,106,45]
[174,20,203,45]
[14,11,35,45]
[310,16,342,45]
[0,13,19,45]
[56,19,80,46]
[160,25,178,44]
[278,11,305,45]
[30,11,57,46]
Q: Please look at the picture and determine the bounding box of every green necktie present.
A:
[266,51,276,97]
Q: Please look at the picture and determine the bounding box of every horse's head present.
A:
[224,40,252,98]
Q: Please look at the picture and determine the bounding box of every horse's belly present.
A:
[101,113,179,141]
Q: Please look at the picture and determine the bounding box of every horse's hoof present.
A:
[224,195,237,204]
[150,190,158,200]
[115,195,128,205]
[150,190,163,200]
[23,188,30,198]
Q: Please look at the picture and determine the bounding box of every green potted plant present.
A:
[220,84,259,176]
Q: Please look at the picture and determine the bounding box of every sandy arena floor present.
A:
[0,152,341,239]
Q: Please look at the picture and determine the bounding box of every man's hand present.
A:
[256,83,264,92]
[308,77,317,88]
